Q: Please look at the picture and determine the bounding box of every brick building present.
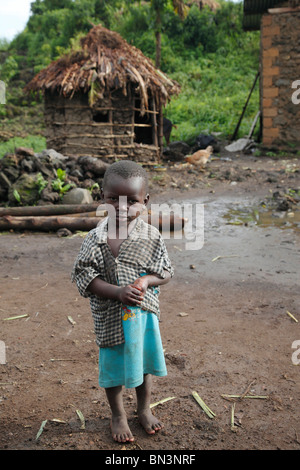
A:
[243,0,300,149]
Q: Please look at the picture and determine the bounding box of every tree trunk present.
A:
[155,10,162,69]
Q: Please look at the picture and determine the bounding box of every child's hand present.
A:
[118,285,144,306]
[132,276,149,296]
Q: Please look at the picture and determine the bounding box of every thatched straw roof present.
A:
[25,24,180,112]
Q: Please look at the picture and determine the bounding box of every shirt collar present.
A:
[96,216,142,244]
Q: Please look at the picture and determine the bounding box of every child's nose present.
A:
[118,196,128,211]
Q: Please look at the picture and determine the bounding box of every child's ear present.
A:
[144,193,150,206]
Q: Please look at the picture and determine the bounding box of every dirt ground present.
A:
[0,150,299,453]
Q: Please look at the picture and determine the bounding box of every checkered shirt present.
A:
[71,217,174,348]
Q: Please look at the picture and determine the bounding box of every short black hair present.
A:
[103,160,148,191]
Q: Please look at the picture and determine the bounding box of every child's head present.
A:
[102,160,149,225]
[103,160,148,193]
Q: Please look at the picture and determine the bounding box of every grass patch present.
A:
[0,135,46,158]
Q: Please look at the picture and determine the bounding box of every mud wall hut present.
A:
[243,0,300,149]
[25,25,180,162]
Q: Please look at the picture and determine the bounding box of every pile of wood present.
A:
[0,203,102,232]
[0,203,186,233]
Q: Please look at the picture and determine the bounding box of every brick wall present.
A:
[260,10,300,149]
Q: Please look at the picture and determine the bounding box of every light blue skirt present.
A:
[98,305,167,389]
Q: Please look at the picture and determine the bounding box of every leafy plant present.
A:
[51,168,74,196]
[36,173,48,194]
[13,189,21,203]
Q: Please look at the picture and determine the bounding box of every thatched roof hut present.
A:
[25,24,180,161]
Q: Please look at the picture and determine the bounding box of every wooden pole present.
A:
[231,71,259,141]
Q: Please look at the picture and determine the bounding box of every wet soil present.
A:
[0,152,299,452]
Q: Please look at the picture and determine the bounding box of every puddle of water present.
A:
[224,206,300,231]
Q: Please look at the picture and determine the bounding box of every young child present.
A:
[72,160,173,443]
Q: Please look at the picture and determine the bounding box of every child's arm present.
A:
[132,270,171,296]
[87,277,144,306]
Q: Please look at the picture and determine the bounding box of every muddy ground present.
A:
[0,150,299,453]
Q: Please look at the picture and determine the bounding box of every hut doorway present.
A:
[133,97,158,146]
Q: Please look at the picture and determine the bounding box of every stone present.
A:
[62,187,93,205]
[163,141,191,162]
[3,167,20,182]
[8,173,41,205]
[0,171,12,188]
[0,153,18,169]
[15,147,35,157]
[21,158,36,173]
[56,228,72,237]
[35,149,68,169]
[77,156,110,176]
[40,187,61,204]
[167,141,191,155]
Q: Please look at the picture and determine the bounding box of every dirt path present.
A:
[0,152,299,452]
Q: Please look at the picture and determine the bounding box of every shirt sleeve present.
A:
[71,231,104,298]
[148,234,174,279]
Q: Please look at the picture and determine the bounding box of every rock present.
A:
[62,187,93,205]
[35,149,68,169]
[3,167,20,182]
[81,178,96,189]
[0,153,18,169]
[77,156,109,176]
[223,167,238,181]
[163,141,191,162]
[8,173,41,205]
[15,147,35,157]
[168,141,191,155]
[40,187,61,204]
[0,187,7,202]
[276,199,290,211]
[21,158,36,173]
[0,171,12,188]
[56,228,72,237]
[70,169,84,179]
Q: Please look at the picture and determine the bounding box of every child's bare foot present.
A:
[138,410,164,435]
[111,414,134,443]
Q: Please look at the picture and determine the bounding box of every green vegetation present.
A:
[0,135,46,155]
[0,0,260,156]
[51,168,75,196]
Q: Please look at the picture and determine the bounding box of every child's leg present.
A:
[136,374,164,435]
[105,386,134,443]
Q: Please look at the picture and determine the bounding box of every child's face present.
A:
[102,175,149,226]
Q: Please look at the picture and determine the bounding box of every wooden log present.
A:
[0,213,186,232]
[0,215,102,232]
[0,203,101,217]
